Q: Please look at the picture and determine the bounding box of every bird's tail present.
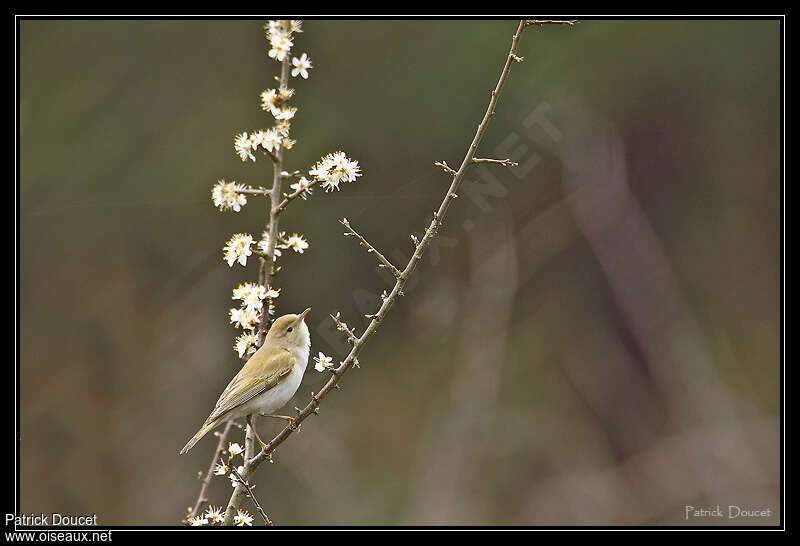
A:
[179,418,220,455]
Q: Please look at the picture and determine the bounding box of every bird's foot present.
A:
[261,413,299,431]
[247,414,268,450]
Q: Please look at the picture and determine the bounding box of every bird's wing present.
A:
[204,349,296,425]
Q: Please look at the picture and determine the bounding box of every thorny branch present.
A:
[224,19,570,512]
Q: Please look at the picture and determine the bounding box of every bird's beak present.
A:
[299,307,311,322]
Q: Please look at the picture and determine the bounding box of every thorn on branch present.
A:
[339,218,402,279]
[434,160,458,176]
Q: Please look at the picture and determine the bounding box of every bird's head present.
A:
[266,308,311,351]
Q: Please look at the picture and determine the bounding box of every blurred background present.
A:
[19,19,780,526]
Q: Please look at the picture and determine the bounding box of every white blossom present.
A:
[229,307,259,330]
[260,89,278,111]
[268,34,293,61]
[291,53,312,79]
[284,233,309,254]
[234,332,259,358]
[314,352,333,372]
[271,106,297,121]
[211,180,248,212]
[234,509,254,526]
[234,132,256,162]
[229,465,246,488]
[309,151,362,192]
[205,506,224,524]
[261,128,282,152]
[223,233,254,267]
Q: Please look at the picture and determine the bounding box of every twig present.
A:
[330,312,358,344]
[524,19,577,27]
[228,465,273,526]
[187,420,234,520]
[434,160,457,176]
[340,218,403,279]
[235,187,271,195]
[239,18,548,479]
[472,157,519,168]
[274,177,321,214]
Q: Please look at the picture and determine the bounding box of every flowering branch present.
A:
[256,55,291,347]
[219,51,291,530]
[340,217,402,279]
[234,19,566,497]
[203,20,361,527]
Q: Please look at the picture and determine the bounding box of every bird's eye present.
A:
[287,327,293,333]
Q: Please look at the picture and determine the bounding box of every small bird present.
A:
[180,308,312,455]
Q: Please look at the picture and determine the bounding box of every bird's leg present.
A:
[246,414,267,450]
[260,413,298,430]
